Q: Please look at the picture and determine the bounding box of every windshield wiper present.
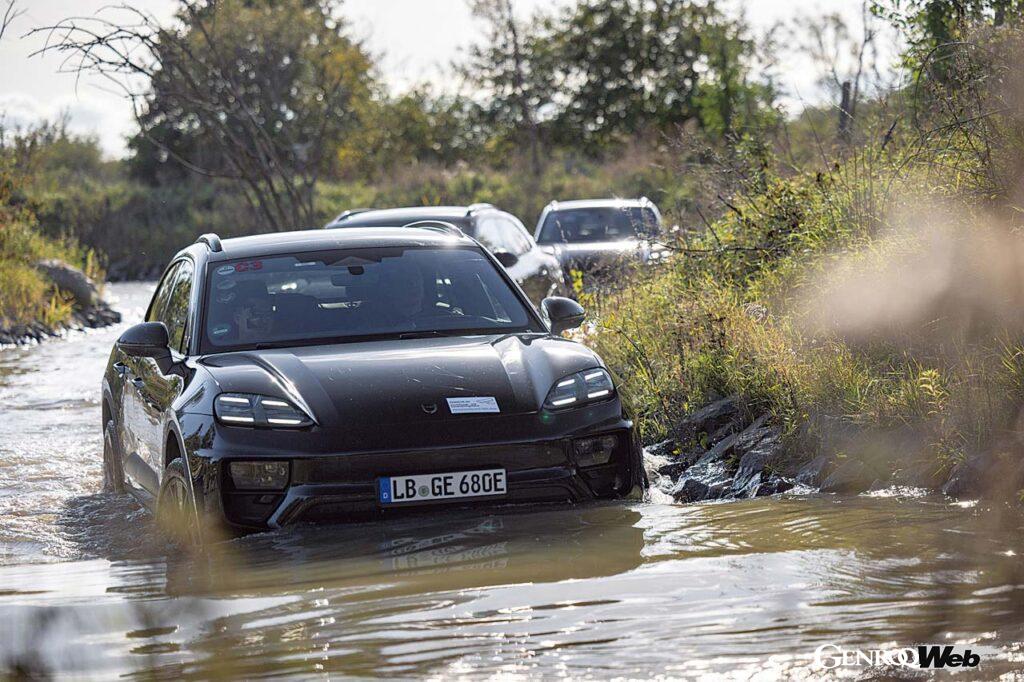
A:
[397,330,455,340]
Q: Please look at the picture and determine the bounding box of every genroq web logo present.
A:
[813,644,981,670]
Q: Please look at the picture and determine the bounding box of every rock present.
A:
[937,458,978,497]
[796,455,832,486]
[941,452,1024,500]
[892,460,945,489]
[707,418,741,447]
[35,259,101,308]
[731,435,783,497]
[647,439,678,458]
[671,475,730,503]
[670,451,733,502]
[687,432,737,470]
[732,415,775,452]
[819,459,875,494]
[754,475,794,496]
[677,395,740,441]
[655,448,704,478]
[671,478,713,502]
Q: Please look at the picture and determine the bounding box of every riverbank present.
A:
[1,163,120,346]
[587,30,1024,505]
[646,395,1024,505]
[0,257,121,346]
[0,301,120,347]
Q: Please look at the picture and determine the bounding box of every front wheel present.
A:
[102,419,125,494]
[157,458,203,547]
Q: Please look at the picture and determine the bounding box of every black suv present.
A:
[101,225,644,538]
[326,205,567,304]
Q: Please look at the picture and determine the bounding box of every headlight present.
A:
[543,368,615,410]
[214,393,313,428]
[229,460,289,490]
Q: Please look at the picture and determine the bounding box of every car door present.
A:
[122,259,192,494]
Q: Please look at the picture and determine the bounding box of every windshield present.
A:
[202,246,536,352]
[537,207,659,244]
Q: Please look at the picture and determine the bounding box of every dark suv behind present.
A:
[326,205,567,305]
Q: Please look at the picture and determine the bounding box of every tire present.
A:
[157,458,203,547]
[102,418,126,494]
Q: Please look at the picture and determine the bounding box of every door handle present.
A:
[113,361,129,377]
[131,377,146,389]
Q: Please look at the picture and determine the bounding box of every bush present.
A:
[0,169,95,329]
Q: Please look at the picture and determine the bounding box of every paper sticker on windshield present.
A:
[216,265,235,276]
[446,397,500,414]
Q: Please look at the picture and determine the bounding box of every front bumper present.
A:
[181,408,643,529]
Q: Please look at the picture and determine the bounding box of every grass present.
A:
[583,68,1024,484]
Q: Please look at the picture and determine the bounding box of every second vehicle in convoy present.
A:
[325,204,567,305]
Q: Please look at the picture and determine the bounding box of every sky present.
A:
[0,0,894,158]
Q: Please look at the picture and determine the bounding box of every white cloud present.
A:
[0,90,135,157]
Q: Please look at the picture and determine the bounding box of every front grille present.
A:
[293,442,569,484]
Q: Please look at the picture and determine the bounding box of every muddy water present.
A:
[2,283,1024,678]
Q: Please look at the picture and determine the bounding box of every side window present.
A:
[474,215,506,253]
[501,216,533,256]
[163,261,194,354]
[146,262,181,324]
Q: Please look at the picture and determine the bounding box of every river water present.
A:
[2,282,1024,678]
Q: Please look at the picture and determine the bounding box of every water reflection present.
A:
[170,504,646,598]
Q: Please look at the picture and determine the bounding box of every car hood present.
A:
[196,334,603,428]
[545,240,669,270]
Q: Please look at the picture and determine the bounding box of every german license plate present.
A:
[378,468,507,505]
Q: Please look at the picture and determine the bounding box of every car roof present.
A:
[544,198,653,211]
[200,226,476,262]
[327,205,496,227]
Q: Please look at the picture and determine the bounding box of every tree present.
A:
[36,0,375,229]
[537,0,777,147]
[872,0,1024,56]
[793,2,881,143]
[336,89,486,178]
[461,0,550,174]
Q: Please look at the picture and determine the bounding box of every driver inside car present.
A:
[378,260,433,328]
[234,289,275,343]
[210,279,275,344]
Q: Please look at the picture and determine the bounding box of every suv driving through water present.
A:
[100,224,644,539]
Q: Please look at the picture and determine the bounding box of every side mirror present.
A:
[117,321,171,358]
[542,296,585,335]
[493,251,519,268]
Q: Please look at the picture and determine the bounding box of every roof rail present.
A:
[466,202,494,214]
[326,207,374,227]
[196,233,223,252]
[402,220,465,237]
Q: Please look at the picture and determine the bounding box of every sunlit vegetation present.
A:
[588,8,1024,484]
